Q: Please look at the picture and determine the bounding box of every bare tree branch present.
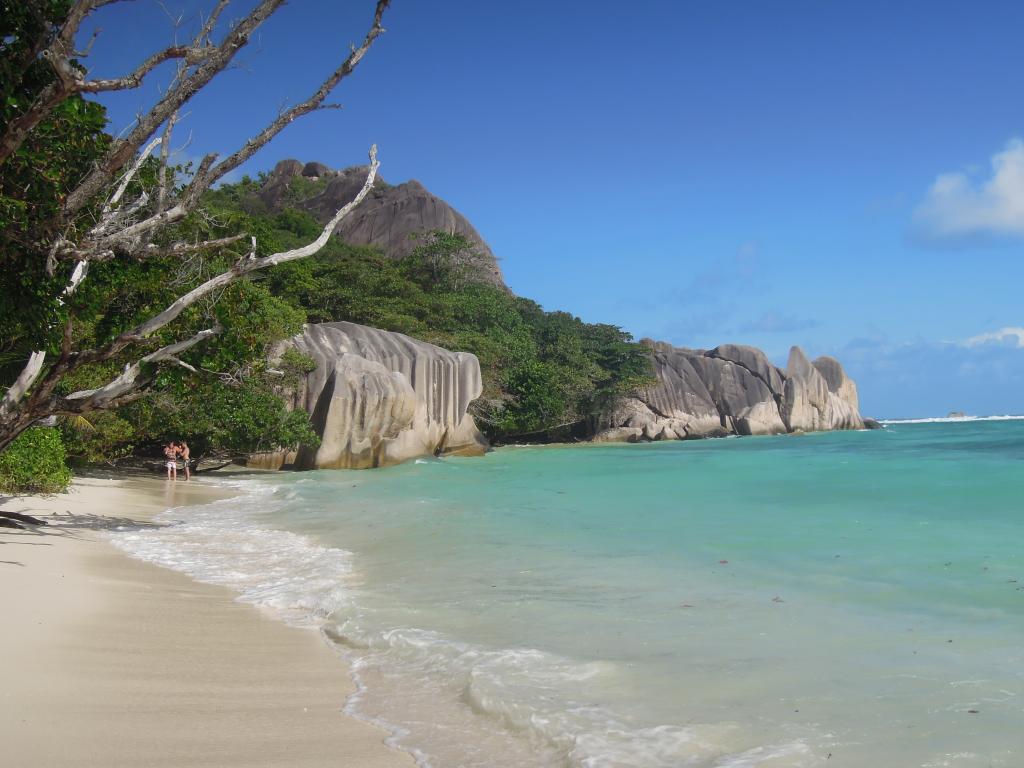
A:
[79,44,209,93]
[64,260,90,296]
[0,81,68,165]
[142,233,249,259]
[0,1,132,165]
[197,0,389,189]
[56,147,376,414]
[156,111,179,214]
[63,0,287,214]
[51,1,390,266]
[59,1,124,47]
[0,352,46,418]
[195,0,230,47]
[103,136,163,216]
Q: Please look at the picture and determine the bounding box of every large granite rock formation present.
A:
[596,342,863,442]
[259,160,504,286]
[250,322,488,470]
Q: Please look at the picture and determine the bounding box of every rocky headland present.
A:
[595,341,865,442]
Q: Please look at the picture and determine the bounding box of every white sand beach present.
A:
[0,475,413,768]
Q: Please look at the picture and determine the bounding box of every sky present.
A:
[78,0,1024,418]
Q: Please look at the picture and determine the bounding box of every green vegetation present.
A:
[0,426,71,494]
[47,233,322,462]
[1,83,323,472]
[1,2,111,384]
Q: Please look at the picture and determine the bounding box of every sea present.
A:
[110,417,1024,768]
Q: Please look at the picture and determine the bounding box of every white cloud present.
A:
[914,139,1024,241]
[963,326,1024,348]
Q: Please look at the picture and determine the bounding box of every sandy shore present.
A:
[0,475,413,768]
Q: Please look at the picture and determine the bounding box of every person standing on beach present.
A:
[164,442,178,480]
[179,441,191,481]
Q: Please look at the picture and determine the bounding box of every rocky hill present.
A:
[259,160,505,286]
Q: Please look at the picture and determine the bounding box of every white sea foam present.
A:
[108,482,356,626]
[334,619,813,768]
[878,414,1024,424]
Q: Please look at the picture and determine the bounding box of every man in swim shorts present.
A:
[179,440,191,480]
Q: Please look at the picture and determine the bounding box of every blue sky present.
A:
[79,1,1024,418]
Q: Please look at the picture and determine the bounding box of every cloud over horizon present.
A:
[837,333,1024,418]
[913,139,1024,242]
[963,326,1024,348]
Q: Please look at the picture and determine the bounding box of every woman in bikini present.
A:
[164,442,178,480]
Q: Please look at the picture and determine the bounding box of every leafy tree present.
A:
[0,0,392,453]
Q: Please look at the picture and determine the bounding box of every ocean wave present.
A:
[331,619,814,768]
[878,414,1024,425]
[108,483,356,626]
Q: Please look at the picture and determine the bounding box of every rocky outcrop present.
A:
[251,322,488,470]
[259,160,505,286]
[596,342,863,442]
[781,347,862,432]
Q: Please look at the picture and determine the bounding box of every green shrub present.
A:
[0,427,72,494]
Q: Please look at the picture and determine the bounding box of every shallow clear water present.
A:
[111,421,1024,767]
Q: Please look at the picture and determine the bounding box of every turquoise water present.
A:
[113,420,1024,767]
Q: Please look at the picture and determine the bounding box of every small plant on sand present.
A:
[0,427,71,494]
